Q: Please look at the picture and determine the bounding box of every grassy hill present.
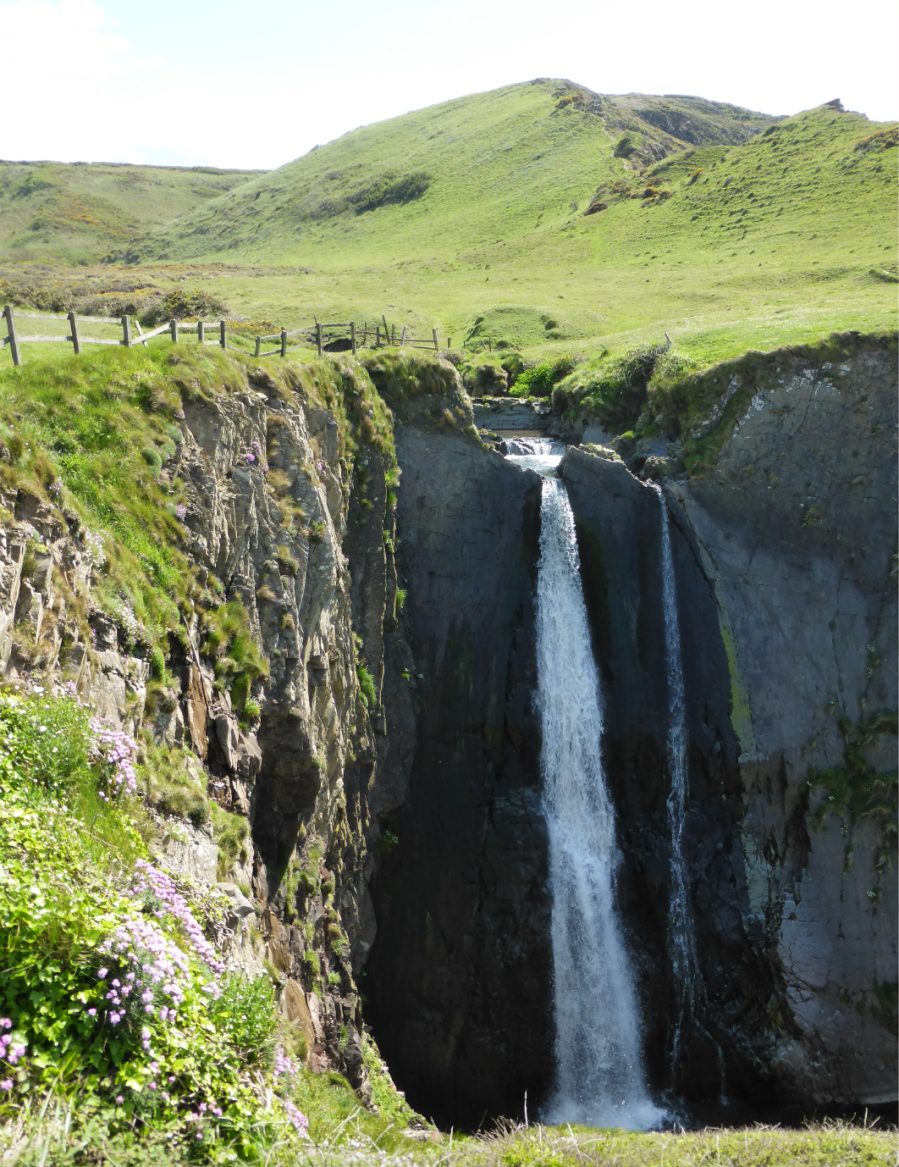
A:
[0,161,262,264]
[127,80,896,366]
[0,79,896,371]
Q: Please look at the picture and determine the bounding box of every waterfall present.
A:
[654,485,699,1074]
[654,486,724,1101]
[507,439,660,1129]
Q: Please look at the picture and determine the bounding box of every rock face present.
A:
[561,338,897,1110]
[363,364,554,1128]
[0,359,396,1101]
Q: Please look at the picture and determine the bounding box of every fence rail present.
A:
[2,305,451,368]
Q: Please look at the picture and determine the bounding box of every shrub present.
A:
[140,446,162,477]
[208,974,278,1070]
[348,171,431,213]
[139,288,228,328]
[276,546,301,576]
[509,356,575,399]
[356,663,376,709]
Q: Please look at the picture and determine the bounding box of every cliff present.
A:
[562,335,897,1109]
[0,338,894,1139]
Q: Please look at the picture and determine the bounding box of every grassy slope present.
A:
[123,80,897,366]
[0,161,262,263]
[1,81,895,373]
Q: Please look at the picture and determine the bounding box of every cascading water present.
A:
[654,486,724,1101]
[506,440,661,1129]
[654,486,699,1073]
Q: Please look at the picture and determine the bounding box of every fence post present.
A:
[316,323,322,357]
[198,320,205,344]
[362,322,367,345]
[391,324,396,345]
[382,314,389,342]
[68,311,81,356]
[3,306,21,367]
[122,315,132,349]
[219,319,226,349]
[432,328,439,351]
[350,321,356,355]
[375,325,380,348]
[170,319,179,344]
[399,326,406,346]
[254,336,261,358]
[447,337,452,348]
[280,329,287,358]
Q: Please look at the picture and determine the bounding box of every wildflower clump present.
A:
[89,717,139,799]
[0,686,317,1158]
[127,860,226,975]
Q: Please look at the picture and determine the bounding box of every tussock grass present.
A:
[0,1110,892,1166]
[452,1120,896,1167]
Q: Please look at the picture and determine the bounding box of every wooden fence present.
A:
[2,305,451,368]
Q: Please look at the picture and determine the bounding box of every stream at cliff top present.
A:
[507,441,663,1129]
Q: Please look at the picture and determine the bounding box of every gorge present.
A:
[0,333,895,1141]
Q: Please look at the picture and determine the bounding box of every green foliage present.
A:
[140,739,210,828]
[139,287,228,327]
[203,600,269,698]
[140,445,163,477]
[276,545,300,575]
[556,345,668,428]
[210,803,250,879]
[380,829,399,855]
[356,663,377,709]
[348,171,432,213]
[509,356,575,399]
[809,710,897,837]
[0,686,319,1160]
[361,1036,418,1131]
[64,88,891,379]
[395,587,408,610]
[207,974,278,1070]
[0,158,256,265]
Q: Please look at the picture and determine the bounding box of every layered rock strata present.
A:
[561,339,897,1109]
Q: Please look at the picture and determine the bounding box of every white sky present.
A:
[1,0,897,170]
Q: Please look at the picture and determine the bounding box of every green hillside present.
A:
[1,80,896,371]
[0,161,262,264]
[136,82,779,265]
[125,80,896,366]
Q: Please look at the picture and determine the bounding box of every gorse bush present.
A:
[349,170,432,213]
[140,288,229,327]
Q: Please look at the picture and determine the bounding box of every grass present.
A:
[0,1109,893,1165]
[113,82,897,371]
[2,82,894,379]
[0,161,261,265]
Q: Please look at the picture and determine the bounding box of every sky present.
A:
[2,0,897,171]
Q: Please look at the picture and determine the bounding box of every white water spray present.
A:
[507,441,661,1129]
